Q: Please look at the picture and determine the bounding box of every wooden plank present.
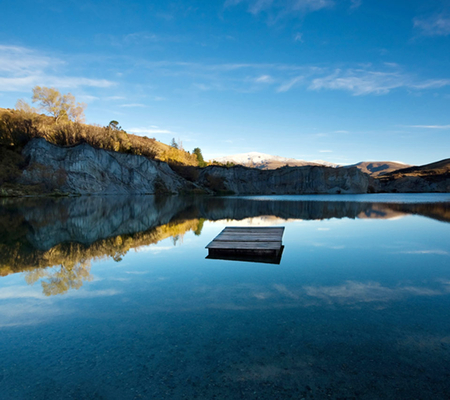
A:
[223,227,284,233]
[206,241,281,250]
[214,234,282,242]
[217,231,283,236]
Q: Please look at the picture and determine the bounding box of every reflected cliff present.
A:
[1,195,449,295]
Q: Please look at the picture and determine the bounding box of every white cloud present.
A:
[225,0,334,17]
[277,76,304,92]
[128,126,175,135]
[410,79,450,89]
[414,14,450,36]
[0,45,58,74]
[119,103,147,108]
[255,74,274,83]
[126,59,450,96]
[408,125,450,129]
[309,68,450,95]
[319,149,333,153]
[0,44,115,92]
[349,0,361,10]
[309,69,405,95]
[294,32,303,42]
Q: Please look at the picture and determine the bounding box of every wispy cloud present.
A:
[408,124,450,129]
[0,44,115,92]
[304,280,444,304]
[255,74,274,83]
[119,103,147,108]
[277,76,304,92]
[96,31,187,47]
[225,0,334,20]
[140,60,450,96]
[414,14,450,36]
[319,149,333,153]
[309,67,450,95]
[349,0,361,10]
[294,32,303,42]
[309,69,406,95]
[128,126,175,135]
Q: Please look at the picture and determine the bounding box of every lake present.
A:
[1,194,450,399]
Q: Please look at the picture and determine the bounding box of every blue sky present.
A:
[1,0,449,165]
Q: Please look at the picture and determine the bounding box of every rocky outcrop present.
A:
[196,165,370,194]
[19,138,198,195]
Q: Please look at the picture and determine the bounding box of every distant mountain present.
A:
[211,152,340,170]
[345,161,413,177]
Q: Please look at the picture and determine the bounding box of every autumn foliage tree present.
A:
[31,86,86,123]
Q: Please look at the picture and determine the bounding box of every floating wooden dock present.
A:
[206,227,285,264]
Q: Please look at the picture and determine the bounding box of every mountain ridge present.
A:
[211,152,413,176]
[211,152,340,170]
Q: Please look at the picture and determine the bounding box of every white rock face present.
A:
[20,139,195,195]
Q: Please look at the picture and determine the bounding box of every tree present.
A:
[171,137,178,149]
[108,120,121,130]
[15,99,38,116]
[193,147,206,167]
[31,86,86,123]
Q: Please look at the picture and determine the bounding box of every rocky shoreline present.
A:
[1,138,449,197]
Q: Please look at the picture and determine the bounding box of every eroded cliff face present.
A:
[8,139,448,196]
[196,165,371,194]
[18,139,197,195]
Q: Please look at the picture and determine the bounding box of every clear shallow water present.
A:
[0,195,450,399]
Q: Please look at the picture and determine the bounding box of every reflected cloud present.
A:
[303,281,443,305]
[273,284,300,299]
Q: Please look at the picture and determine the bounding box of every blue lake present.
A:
[1,194,450,399]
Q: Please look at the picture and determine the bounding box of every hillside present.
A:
[0,107,201,193]
[375,158,450,193]
[382,158,450,177]
[212,152,340,170]
[0,107,198,166]
[345,161,413,177]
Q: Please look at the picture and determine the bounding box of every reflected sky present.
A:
[0,195,450,399]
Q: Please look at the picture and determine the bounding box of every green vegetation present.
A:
[193,147,207,167]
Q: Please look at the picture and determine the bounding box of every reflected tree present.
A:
[25,261,93,296]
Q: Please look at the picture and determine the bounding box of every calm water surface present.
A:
[1,194,450,399]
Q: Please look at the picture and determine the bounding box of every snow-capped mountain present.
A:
[211,152,340,170]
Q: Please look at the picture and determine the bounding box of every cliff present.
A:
[1,139,449,196]
[17,138,199,195]
[196,164,370,194]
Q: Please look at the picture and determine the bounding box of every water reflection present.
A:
[1,195,449,295]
